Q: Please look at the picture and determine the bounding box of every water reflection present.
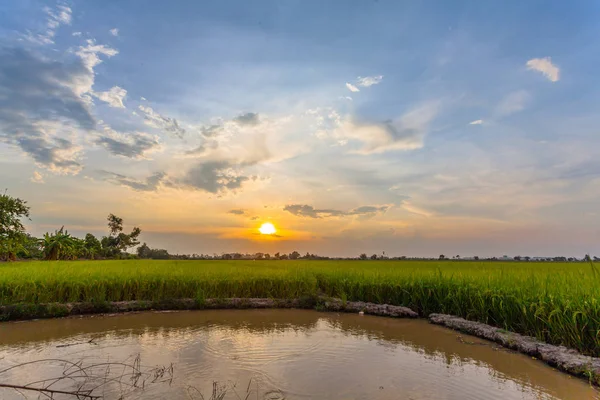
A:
[0,309,597,399]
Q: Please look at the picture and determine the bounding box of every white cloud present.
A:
[340,103,438,154]
[401,201,433,217]
[526,57,560,82]
[25,5,72,45]
[31,171,44,184]
[345,83,360,92]
[469,119,483,125]
[357,75,383,87]
[109,28,119,36]
[75,39,119,71]
[93,86,127,108]
[495,90,530,117]
[339,96,353,101]
[72,31,82,37]
[138,105,186,138]
[140,97,147,101]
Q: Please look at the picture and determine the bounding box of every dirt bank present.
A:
[0,296,417,321]
[429,313,600,386]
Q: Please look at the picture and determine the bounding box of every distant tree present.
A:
[42,227,77,260]
[255,252,264,260]
[279,253,289,260]
[473,256,479,261]
[17,234,43,259]
[137,242,152,258]
[439,254,446,260]
[524,256,531,261]
[264,253,271,260]
[84,233,102,259]
[274,252,280,259]
[101,214,141,258]
[222,253,232,260]
[0,192,30,261]
[289,251,300,260]
[370,254,378,260]
[514,256,522,261]
[359,253,367,260]
[456,255,460,259]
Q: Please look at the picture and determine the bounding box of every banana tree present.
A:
[41,227,77,260]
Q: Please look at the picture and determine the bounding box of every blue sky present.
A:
[1,0,600,257]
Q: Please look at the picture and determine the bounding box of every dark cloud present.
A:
[233,112,259,126]
[228,209,246,215]
[95,133,160,158]
[97,170,166,191]
[0,47,95,172]
[284,204,389,218]
[250,216,259,221]
[181,161,251,193]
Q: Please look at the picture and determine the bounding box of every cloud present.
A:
[140,96,146,101]
[495,90,530,117]
[341,103,438,154]
[356,75,383,87]
[340,96,353,101]
[401,201,433,217]
[75,39,119,73]
[526,57,560,82]
[283,204,389,218]
[233,112,260,126]
[228,209,246,215]
[0,47,96,173]
[138,105,186,138]
[95,129,161,158]
[93,86,127,108]
[345,83,360,92]
[250,216,259,221]
[97,171,166,191]
[109,28,119,36]
[25,5,72,45]
[469,119,483,125]
[200,124,224,138]
[180,161,252,193]
[31,171,44,184]
[72,32,82,37]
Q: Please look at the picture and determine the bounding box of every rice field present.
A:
[0,260,599,356]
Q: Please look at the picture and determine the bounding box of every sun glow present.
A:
[259,222,277,235]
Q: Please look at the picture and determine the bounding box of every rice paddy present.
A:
[0,260,598,356]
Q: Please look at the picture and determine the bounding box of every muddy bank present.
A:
[0,296,417,322]
[429,313,600,385]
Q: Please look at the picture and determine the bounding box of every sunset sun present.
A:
[259,222,277,235]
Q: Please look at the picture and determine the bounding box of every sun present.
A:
[259,222,277,235]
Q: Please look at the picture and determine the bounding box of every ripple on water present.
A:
[0,309,597,400]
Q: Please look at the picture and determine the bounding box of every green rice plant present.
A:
[0,259,598,356]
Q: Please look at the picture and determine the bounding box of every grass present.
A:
[0,260,599,356]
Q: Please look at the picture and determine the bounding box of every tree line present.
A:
[1,192,143,261]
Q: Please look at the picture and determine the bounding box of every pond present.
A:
[0,309,597,399]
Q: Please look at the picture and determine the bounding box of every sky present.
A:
[1,1,600,258]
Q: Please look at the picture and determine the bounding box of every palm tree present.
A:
[41,227,77,260]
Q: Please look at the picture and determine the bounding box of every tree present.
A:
[439,254,446,260]
[359,253,367,260]
[42,227,77,260]
[17,234,43,259]
[274,252,280,259]
[101,214,141,258]
[264,253,271,260]
[0,192,30,261]
[84,233,102,259]
[289,251,300,260]
[370,254,378,260]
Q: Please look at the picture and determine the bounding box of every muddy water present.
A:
[0,310,597,400]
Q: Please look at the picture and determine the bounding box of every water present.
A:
[0,309,597,399]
